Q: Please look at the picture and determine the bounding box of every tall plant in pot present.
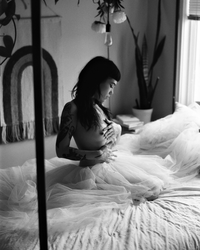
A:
[126,0,166,120]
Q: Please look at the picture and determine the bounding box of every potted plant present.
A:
[126,0,166,122]
[81,0,165,122]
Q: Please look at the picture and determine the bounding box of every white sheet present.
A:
[1,177,200,250]
[1,102,200,250]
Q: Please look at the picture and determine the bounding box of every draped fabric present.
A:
[0,17,62,143]
[0,116,200,235]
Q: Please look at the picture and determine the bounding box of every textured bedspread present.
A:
[1,178,200,250]
[2,103,200,249]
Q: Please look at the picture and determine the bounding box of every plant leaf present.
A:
[0,0,7,16]
[5,0,16,17]
[0,0,15,26]
[142,35,148,85]
[0,46,10,57]
[154,0,161,53]
[149,77,160,107]
[135,48,149,106]
[3,35,13,52]
[150,36,166,73]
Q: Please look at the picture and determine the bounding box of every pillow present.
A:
[189,102,200,117]
[139,102,200,150]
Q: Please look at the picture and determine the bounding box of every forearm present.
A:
[56,146,102,161]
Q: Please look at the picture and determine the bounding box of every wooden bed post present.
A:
[30,1,48,249]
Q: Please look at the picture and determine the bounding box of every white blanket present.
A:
[1,178,200,250]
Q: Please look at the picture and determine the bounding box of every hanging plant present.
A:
[0,0,20,65]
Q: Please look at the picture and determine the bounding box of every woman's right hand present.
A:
[97,145,117,163]
[101,119,122,147]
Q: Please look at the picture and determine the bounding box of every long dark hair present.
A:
[71,56,121,130]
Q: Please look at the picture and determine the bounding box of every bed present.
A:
[0,102,200,250]
[1,177,200,250]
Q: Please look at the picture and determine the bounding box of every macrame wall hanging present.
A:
[0,16,62,143]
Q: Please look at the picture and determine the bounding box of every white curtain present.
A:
[176,0,200,105]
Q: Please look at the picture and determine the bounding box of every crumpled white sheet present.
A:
[1,177,200,250]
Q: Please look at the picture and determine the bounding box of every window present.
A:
[176,0,200,105]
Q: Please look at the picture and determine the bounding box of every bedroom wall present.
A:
[0,0,176,168]
[110,0,177,120]
[146,0,177,120]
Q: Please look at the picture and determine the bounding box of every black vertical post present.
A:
[30,1,48,249]
[173,0,180,113]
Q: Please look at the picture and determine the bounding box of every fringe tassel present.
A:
[0,117,60,144]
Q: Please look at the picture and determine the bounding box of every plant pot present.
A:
[132,108,153,124]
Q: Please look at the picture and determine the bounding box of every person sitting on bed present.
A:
[56,56,121,167]
[55,56,174,201]
[1,56,200,235]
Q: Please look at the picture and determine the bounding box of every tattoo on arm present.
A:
[62,149,87,161]
[56,102,103,161]
[56,102,76,148]
[62,149,102,161]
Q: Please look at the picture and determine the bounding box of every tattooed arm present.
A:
[56,101,104,161]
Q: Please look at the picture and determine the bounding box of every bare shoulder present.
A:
[59,100,78,130]
[61,101,77,117]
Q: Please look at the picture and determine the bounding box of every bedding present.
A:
[139,102,200,154]
[0,172,200,250]
[0,102,200,250]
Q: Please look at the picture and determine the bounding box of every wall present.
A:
[110,0,177,119]
[146,0,177,120]
[0,0,176,168]
[110,0,148,115]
